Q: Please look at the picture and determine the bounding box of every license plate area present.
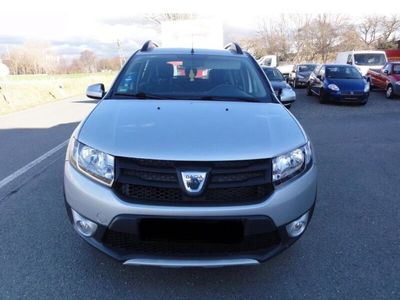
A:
[139,218,244,244]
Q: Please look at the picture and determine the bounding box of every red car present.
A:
[367,62,400,98]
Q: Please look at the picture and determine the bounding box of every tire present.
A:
[367,79,373,90]
[319,89,326,104]
[386,85,394,99]
[307,84,312,96]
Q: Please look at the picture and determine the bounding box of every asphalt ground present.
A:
[0,90,399,299]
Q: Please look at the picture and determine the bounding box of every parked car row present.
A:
[259,49,400,105]
[366,62,400,98]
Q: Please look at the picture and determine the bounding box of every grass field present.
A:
[0,72,117,115]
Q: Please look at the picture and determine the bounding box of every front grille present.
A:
[113,157,273,205]
[342,91,364,96]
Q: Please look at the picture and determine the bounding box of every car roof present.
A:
[136,47,247,57]
[297,63,317,65]
[322,64,356,67]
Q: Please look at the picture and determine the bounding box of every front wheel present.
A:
[307,84,312,96]
[386,85,394,99]
[319,89,327,104]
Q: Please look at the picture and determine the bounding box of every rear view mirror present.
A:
[86,83,105,99]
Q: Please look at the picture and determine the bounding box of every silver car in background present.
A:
[262,66,296,108]
[64,41,317,267]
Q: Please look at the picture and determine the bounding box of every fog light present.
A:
[286,211,309,238]
[71,209,97,237]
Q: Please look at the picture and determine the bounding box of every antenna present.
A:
[191,32,194,54]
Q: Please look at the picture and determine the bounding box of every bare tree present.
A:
[358,15,381,46]
[358,14,400,48]
[79,50,97,73]
[145,13,195,25]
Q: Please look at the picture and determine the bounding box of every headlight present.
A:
[272,142,312,185]
[68,138,114,186]
[364,83,370,93]
[328,84,340,91]
[395,81,400,85]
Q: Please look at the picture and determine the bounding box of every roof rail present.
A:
[141,40,159,52]
[224,42,243,55]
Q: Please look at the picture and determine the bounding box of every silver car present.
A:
[64,41,317,267]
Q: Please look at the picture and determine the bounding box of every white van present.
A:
[335,50,387,75]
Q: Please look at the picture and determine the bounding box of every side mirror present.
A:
[383,69,389,75]
[279,87,295,109]
[86,83,105,99]
[347,61,352,65]
[316,75,322,80]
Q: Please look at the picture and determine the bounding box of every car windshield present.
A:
[392,64,400,74]
[298,64,316,72]
[325,66,363,79]
[113,54,271,102]
[262,68,285,81]
[354,53,386,66]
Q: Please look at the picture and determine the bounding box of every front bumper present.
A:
[295,77,308,86]
[393,84,400,96]
[64,161,317,266]
[325,90,369,103]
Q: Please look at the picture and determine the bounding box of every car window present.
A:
[347,54,352,65]
[383,63,392,73]
[313,65,322,75]
[393,64,400,74]
[318,67,325,78]
[262,68,285,81]
[298,65,316,72]
[354,53,386,66]
[113,54,272,102]
[325,66,362,79]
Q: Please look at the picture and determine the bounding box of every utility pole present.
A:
[117,39,125,69]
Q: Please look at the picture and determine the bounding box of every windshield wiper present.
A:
[113,92,176,99]
[199,95,259,102]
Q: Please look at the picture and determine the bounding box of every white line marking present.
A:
[0,139,69,190]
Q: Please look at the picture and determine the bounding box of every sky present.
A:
[0,0,399,59]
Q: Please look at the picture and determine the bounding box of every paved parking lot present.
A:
[0,90,399,299]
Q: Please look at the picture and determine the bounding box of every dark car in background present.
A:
[288,64,317,88]
[366,62,400,98]
[307,64,369,105]
[262,66,296,107]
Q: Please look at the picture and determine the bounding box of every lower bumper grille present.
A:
[102,217,281,257]
[103,230,280,258]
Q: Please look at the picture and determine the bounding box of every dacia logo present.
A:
[181,171,207,194]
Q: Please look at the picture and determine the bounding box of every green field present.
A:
[0,72,117,115]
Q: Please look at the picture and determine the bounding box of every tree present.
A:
[358,14,400,49]
[79,50,97,73]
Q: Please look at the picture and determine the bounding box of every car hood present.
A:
[327,78,366,91]
[78,100,306,161]
[298,71,311,78]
